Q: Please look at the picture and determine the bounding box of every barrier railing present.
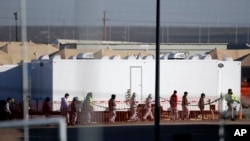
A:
[0,96,223,124]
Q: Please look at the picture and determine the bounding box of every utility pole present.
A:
[103,11,107,41]
[14,12,19,41]
[154,0,160,141]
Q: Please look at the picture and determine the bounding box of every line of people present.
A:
[169,88,240,121]
[0,97,24,120]
[62,89,236,124]
[108,93,154,123]
[60,92,93,126]
[5,87,236,124]
[170,90,209,120]
[59,92,153,125]
[1,92,155,124]
[170,90,184,120]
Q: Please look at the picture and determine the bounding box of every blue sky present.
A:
[0,0,250,26]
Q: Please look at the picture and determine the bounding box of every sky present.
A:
[0,0,250,26]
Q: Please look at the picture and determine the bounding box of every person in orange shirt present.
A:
[169,90,178,120]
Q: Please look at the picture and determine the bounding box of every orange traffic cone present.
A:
[238,104,242,120]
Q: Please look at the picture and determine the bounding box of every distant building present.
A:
[54,39,227,56]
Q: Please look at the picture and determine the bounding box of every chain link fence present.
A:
[1,24,250,45]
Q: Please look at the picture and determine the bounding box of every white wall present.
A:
[0,59,241,112]
[30,59,241,111]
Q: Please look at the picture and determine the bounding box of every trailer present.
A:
[0,65,23,102]
[30,59,241,112]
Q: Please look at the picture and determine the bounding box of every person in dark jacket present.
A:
[70,97,79,125]
[42,97,51,118]
[198,93,206,120]
[109,94,117,123]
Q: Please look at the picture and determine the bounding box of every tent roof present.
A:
[0,42,8,48]
[0,41,58,62]
[0,54,21,64]
[208,49,250,67]
[0,46,21,64]
[0,41,249,65]
[208,49,250,60]
[240,54,250,67]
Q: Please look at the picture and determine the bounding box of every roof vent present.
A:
[76,53,94,59]
[38,55,49,60]
[222,57,233,61]
[51,55,61,60]
[125,55,136,60]
[100,56,109,60]
[188,54,201,60]
[168,53,186,60]
[143,55,154,60]
[200,54,212,60]
[110,55,121,60]
[69,55,77,59]
[160,53,170,60]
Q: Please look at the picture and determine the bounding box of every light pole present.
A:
[14,12,19,41]
[154,0,160,141]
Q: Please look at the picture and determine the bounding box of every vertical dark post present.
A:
[39,62,44,112]
[154,0,160,141]
[14,12,19,41]
[103,11,107,41]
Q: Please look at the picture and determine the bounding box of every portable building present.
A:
[31,59,241,112]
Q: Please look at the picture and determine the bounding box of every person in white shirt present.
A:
[5,97,12,120]
[142,94,154,121]
[60,93,70,124]
[128,93,138,121]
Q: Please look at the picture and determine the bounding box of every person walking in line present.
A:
[169,90,178,120]
[181,91,190,120]
[198,93,206,120]
[82,93,93,124]
[4,97,12,120]
[75,97,82,125]
[142,94,154,121]
[60,93,70,125]
[70,97,78,125]
[108,94,117,123]
[128,93,138,121]
[86,92,93,111]
[42,97,51,118]
[225,88,240,120]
